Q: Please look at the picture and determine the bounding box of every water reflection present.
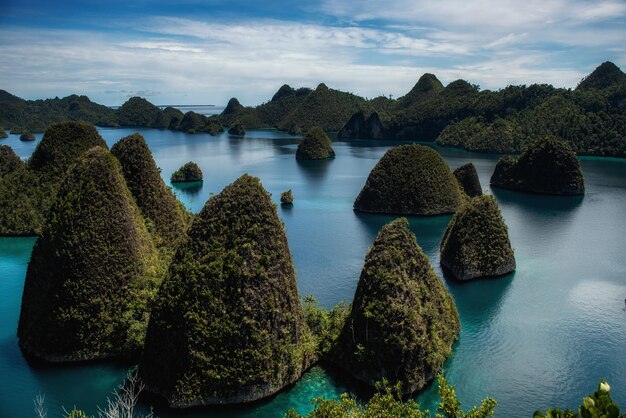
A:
[295,158,333,183]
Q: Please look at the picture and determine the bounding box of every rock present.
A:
[20,132,35,141]
[29,121,107,180]
[116,97,161,127]
[354,144,463,215]
[140,174,312,407]
[331,218,460,394]
[154,107,184,130]
[364,112,384,139]
[111,133,188,249]
[440,195,515,281]
[453,163,483,197]
[228,121,246,136]
[338,111,365,138]
[171,161,203,182]
[296,126,335,160]
[17,147,158,361]
[0,145,23,178]
[577,61,626,91]
[490,136,585,195]
[281,189,293,205]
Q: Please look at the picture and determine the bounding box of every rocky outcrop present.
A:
[140,174,312,407]
[354,144,462,215]
[338,111,384,139]
[111,133,188,249]
[296,126,335,160]
[281,189,293,205]
[17,147,158,361]
[20,132,35,141]
[171,161,203,183]
[440,195,515,281]
[332,218,460,394]
[453,163,482,197]
[490,136,585,195]
[228,122,246,136]
[154,107,184,130]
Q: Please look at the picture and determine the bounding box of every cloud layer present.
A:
[0,0,624,105]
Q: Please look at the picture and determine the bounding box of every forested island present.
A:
[1,61,625,157]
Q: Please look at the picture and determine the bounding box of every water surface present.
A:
[1,129,625,417]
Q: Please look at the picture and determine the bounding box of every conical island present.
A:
[140,174,312,407]
[490,137,585,195]
[20,132,35,141]
[111,133,188,249]
[17,147,158,361]
[296,126,335,160]
[0,145,23,178]
[171,161,203,182]
[331,218,460,394]
[354,144,462,215]
[440,195,515,281]
[454,162,483,197]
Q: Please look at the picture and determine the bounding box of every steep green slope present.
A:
[116,97,161,127]
[332,218,460,394]
[296,127,335,160]
[17,147,158,361]
[140,174,312,406]
[354,144,462,215]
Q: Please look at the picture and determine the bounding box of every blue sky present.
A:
[1,0,625,105]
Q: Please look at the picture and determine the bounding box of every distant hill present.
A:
[577,61,626,91]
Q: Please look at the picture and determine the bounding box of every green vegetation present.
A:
[453,163,483,197]
[154,106,184,130]
[490,136,585,195]
[287,375,496,418]
[170,161,203,182]
[331,218,460,394]
[111,133,188,250]
[279,83,369,131]
[140,174,313,406]
[354,144,462,215]
[0,145,23,178]
[396,73,445,109]
[0,90,117,133]
[296,126,335,160]
[440,195,515,281]
[534,380,624,418]
[338,111,384,139]
[0,121,108,236]
[577,61,626,91]
[116,97,161,127]
[20,132,35,141]
[220,98,265,128]
[281,189,294,205]
[228,121,246,135]
[177,111,224,135]
[257,85,312,127]
[17,147,159,361]
[0,128,7,138]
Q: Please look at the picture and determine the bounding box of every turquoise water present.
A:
[1,129,625,417]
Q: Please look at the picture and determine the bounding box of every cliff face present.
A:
[296,126,335,160]
[490,136,585,195]
[354,144,462,215]
[454,162,483,197]
[338,111,384,139]
[440,195,515,281]
[111,133,188,249]
[140,175,312,407]
[18,147,158,361]
[332,218,460,394]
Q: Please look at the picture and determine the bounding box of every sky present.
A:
[0,0,625,106]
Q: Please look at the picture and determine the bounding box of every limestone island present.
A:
[171,161,203,183]
[295,126,335,160]
[281,189,294,205]
[354,144,462,215]
[111,133,188,249]
[228,121,246,136]
[20,132,35,141]
[440,195,515,281]
[18,147,158,361]
[0,145,23,178]
[0,128,7,139]
[331,218,460,395]
[337,111,384,139]
[454,162,483,197]
[490,136,585,195]
[140,174,313,407]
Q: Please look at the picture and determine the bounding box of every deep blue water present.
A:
[1,128,625,418]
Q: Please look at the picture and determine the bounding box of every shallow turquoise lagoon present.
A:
[1,129,625,417]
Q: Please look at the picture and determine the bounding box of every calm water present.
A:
[1,129,625,418]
